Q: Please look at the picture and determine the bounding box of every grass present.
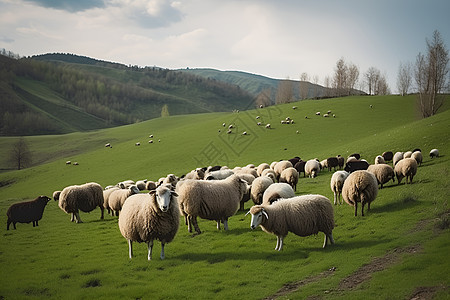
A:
[0,95,449,299]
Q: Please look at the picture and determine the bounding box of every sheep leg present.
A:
[223,218,229,231]
[276,236,284,251]
[354,202,358,217]
[160,242,165,260]
[128,240,133,259]
[187,215,192,233]
[216,220,221,230]
[323,233,335,248]
[361,202,365,217]
[75,212,83,223]
[333,192,337,205]
[192,217,201,234]
[147,240,153,261]
[71,213,75,222]
[100,206,104,220]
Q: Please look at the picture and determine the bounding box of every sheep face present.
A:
[247,207,268,229]
[151,187,177,212]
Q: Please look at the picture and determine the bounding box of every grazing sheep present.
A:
[161,174,178,188]
[393,152,404,166]
[326,157,339,172]
[261,169,276,182]
[288,156,301,167]
[394,158,418,184]
[323,113,329,118]
[145,181,157,191]
[66,161,71,165]
[349,153,361,160]
[403,151,413,158]
[367,164,395,189]
[294,160,306,177]
[58,182,104,223]
[105,143,111,148]
[135,142,140,146]
[336,155,345,169]
[109,185,140,217]
[257,163,270,177]
[251,176,274,205]
[382,151,394,162]
[316,112,321,116]
[7,196,51,230]
[117,180,135,189]
[429,148,439,158]
[374,155,386,165]
[320,159,328,170]
[305,159,320,178]
[205,169,234,180]
[177,175,249,234]
[262,183,295,205]
[53,191,61,201]
[265,124,271,129]
[279,167,299,191]
[103,186,120,215]
[346,156,358,163]
[344,160,370,173]
[411,151,423,166]
[330,171,349,205]
[274,160,293,182]
[342,170,378,216]
[118,185,179,260]
[247,194,335,251]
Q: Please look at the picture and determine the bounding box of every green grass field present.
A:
[0,95,449,299]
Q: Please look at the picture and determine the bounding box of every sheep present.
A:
[346,156,358,163]
[344,160,369,173]
[382,151,394,162]
[184,168,205,180]
[262,183,295,205]
[251,176,274,205]
[279,167,299,191]
[58,182,104,223]
[342,170,378,216]
[205,169,234,180]
[326,157,339,172]
[404,151,413,158]
[394,158,418,185]
[105,143,111,148]
[135,142,140,146]
[330,171,349,205]
[234,167,258,178]
[261,169,276,182]
[103,186,120,215]
[247,194,335,251]
[265,124,271,129]
[136,180,148,191]
[320,159,328,170]
[161,174,178,188]
[66,161,71,165]
[316,112,321,116]
[349,153,361,160]
[145,181,157,191]
[53,190,61,201]
[118,185,179,260]
[429,148,439,158]
[177,175,249,234]
[336,155,345,169]
[117,180,135,189]
[288,156,301,167]
[108,185,140,216]
[273,160,293,182]
[367,164,395,189]
[7,196,51,230]
[323,113,329,118]
[305,159,320,178]
[374,155,386,165]
[257,163,270,176]
[237,174,256,210]
[393,152,404,166]
[294,160,306,177]
[411,151,423,166]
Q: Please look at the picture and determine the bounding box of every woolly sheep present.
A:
[404,151,413,158]
[330,171,349,205]
[342,170,378,216]
[247,194,335,251]
[234,167,258,178]
[118,185,179,260]
[394,158,418,184]
[349,153,361,160]
[117,180,135,189]
[374,155,386,165]
[393,152,404,166]
[429,148,439,158]
[251,176,274,205]
[367,164,395,189]
[109,185,140,216]
[262,183,295,205]
[184,168,205,180]
[326,157,339,172]
[161,174,178,187]
[274,160,293,181]
[294,160,306,177]
[320,159,328,170]
[257,163,270,176]
[103,186,120,215]
[270,161,278,170]
[305,159,320,178]
[279,167,299,191]
[136,180,148,191]
[344,160,369,173]
[261,169,276,182]
[288,157,301,167]
[411,151,423,166]
[7,195,51,230]
[177,175,249,234]
[58,182,104,223]
[145,181,157,190]
[336,155,344,169]
[237,174,256,210]
[205,169,234,180]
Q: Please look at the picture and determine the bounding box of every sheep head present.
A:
[150,186,178,212]
[247,206,268,229]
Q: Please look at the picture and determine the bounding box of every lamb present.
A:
[382,151,394,162]
[344,160,369,173]
[429,148,439,158]
[247,194,335,251]
[342,170,378,216]
[393,152,404,166]
[7,196,51,230]
[305,159,320,178]
[118,185,179,260]
[367,164,395,189]
[257,163,270,176]
[326,157,339,171]
[262,183,295,205]
[374,155,386,165]
[251,176,274,205]
[411,151,423,166]
[273,160,293,182]
[177,175,249,234]
[58,182,105,223]
[279,167,299,191]
[103,186,120,215]
[330,171,349,205]
[205,169,234,180]
[394,158,418,184]
[108,185,140,216]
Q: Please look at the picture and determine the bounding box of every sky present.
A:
[1,0,449,93]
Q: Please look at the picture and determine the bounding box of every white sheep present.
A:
[305,159,321,178]
[393,152,404,166]
[247,194,335,251]
[394,158,418,184]
[374,155,386,165]
[58,182,104,223]
[234,167,258,178]
[411,151,423,166]
[367,164,395,189]
[257,163,270,176]
[118,185,179,260]
[342,170,378,216]
[109,185,140,216]
[262,183,295,205]
[117,180,135,189]
[184,168,205,180]
[403,151,413,158]
[330,171,349,205]
[103,186,120,215]
[274,160,293,181]
[265,124,271,129]
[261,169,276,182]
[177,175,249,234]
[279,167,299,191]
[429,148,439,158]
[251,176,274,205]
[205,169,234,180]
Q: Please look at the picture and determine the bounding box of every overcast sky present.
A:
[1,0,449,92]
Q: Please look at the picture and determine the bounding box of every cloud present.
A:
[24,0,105,12]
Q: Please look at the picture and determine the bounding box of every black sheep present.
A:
[294,160,306,177]
[326,157,339,172]
[344,160,370,173]
[382,151,394,162]
[6,196,51,230]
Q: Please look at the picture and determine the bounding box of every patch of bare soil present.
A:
[409,285,448,300]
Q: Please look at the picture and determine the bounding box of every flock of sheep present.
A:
[5,145,439,261]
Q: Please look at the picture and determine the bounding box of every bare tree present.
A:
[397,61,413,96]
[347,63,360,95]
[9,137,32,170]
[255,88,273,107]
[376,73,390,95]
[414,30,449,117]
[276,79,294,104]
[333,57,347,97]
[364,67,380,95]
[299,72,309,100]
[312,75,320,99]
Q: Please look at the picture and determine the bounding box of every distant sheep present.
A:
[118,185,179,260]
[394,158,418,184]
[393,152,404,166]
[279,167,299,191]
[105,143,111,148]
[135,142,140,146]
[374,155,386,165]
[305,159,320,178]
[184,168,205,180]
[265,124,271,129]
[58,182,104,223]
[117,180,135,189]
[109,185,140,216]
[349,153,361,160]
[342,170,378,216]
[429,148,439,158]
[262,183,295,205]
[7,196,51,230]
[251,176,274,205]
[247,194,335,250]
[367,164,395,189]
[330,171,349,205]
[177,175,249,234]
[411,151,423,166]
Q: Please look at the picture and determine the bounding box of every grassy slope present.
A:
[0,95,449,299]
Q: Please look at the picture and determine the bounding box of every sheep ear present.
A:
[149,190,156,196]
[262,209,269,219]
[171,191,178,197]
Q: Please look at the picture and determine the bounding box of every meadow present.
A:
[0,95,449,299]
